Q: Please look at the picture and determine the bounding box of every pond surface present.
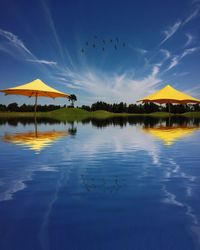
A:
[0,117,200,250]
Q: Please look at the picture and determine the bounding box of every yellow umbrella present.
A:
[142,126,200,146]
[0,79,70,113]
[138,85,200,104]
[3,130,70,153]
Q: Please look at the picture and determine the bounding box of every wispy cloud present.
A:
[184,33,195,47]
[166,56,179,71]
[159,8,199,46]
[166,47,199,71]
[172,71,189,78]
[0,28,33,56]
[0,1,199,106]
[181,47,199,57]
[41,0,66,65]
[152,65,160,76]
[0,43,16,58]
[26,59,57,66]
[55,64,161,104]
[0,28,57,71]
[183,9,199,25]
[136,48,148,55]
[160,21,182,45]
[160,49,171,60]
[185,85,200,98]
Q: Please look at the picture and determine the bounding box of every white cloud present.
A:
[136,48,148,55]
[26,59,57,66]
[55,64,162,104]
[152,65,160,76]
[166,47,199,71]
[41,0,66,64]
[160,49,171,60]
[0,28,33,56]
[0,28,57,73]
[172,71,190,78]
[184,33,195,47]
[0,43,16,57]
[181,47,199,57]
[160,21,182,45]
[167,56,179,71]
[184,85,200,98]
[159,9,199,46]
[183,9,199,25]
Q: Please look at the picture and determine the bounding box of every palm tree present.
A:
[68,94,77,107]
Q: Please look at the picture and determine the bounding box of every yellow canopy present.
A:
[0,79,71,113]
[138,85,200,104]
[0,79,70,98]
[143,126,200,146]
[3,130,70,153]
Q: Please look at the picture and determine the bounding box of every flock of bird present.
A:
[81,35,126,53]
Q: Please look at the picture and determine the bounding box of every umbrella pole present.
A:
[34,94,38,114]
[34,94,38,134]
[168,103,171,114]
[33,94,38,137]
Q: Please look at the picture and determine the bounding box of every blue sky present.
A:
[0,0,200,106]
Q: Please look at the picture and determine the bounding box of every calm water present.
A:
[0,117,200,250]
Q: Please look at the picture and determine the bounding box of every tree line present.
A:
[0,101,199,113]
[81,101,200,114]
[0,94,78,112]
[0,103,64,112]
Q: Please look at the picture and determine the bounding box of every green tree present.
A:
[7,102,19,112]
[68,94,77,107]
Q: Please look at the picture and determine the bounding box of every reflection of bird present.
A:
[116,37,119,43]
[110,39,113,43]
[114,45,117,50]
[81,48,84,53]
[92,44,96,48]
[123,42,126,47]
[102,39,105,44]
[85,41,89,46]
[102,47,105,51]
[80,174,125,193]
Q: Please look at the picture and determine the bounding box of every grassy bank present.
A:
[0,108,199,121]
[181,112,200,118]
[47,108,154,121]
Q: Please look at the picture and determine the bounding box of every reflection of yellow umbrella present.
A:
[143,126,200,146]
[3,130,69,152]
[0,79,70,113]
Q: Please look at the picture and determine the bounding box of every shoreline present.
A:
[0,108,200,121]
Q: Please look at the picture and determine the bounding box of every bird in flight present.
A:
[81,36,127,54]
